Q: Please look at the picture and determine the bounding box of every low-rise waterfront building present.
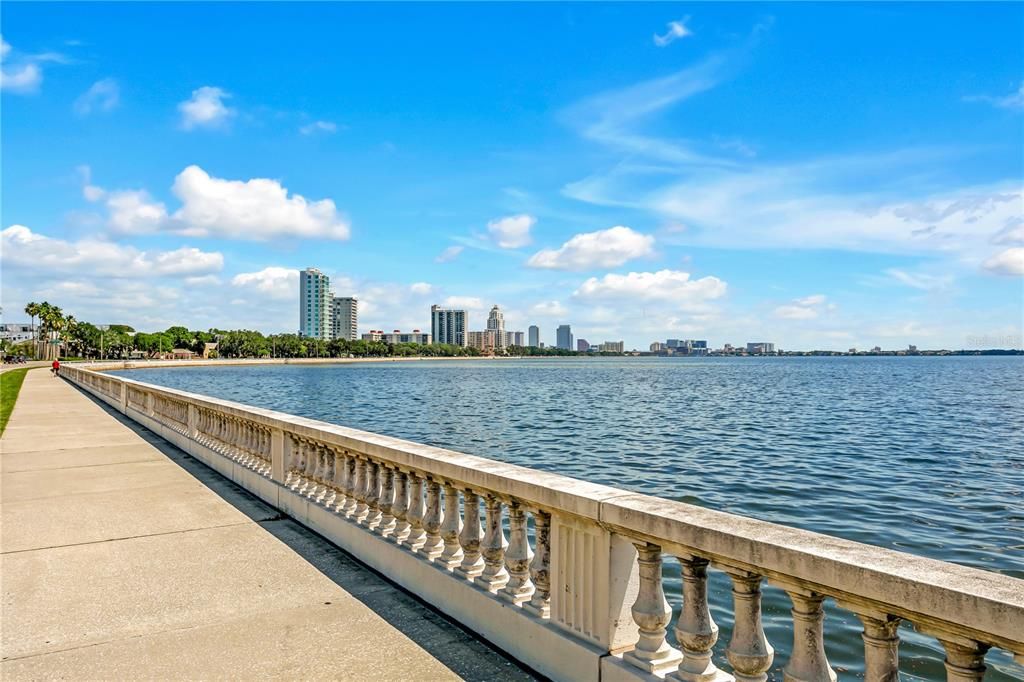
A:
[431,305,468,346]
[577,339,590,352]
[0,323,36,344]
[746,342,776,354]
[600,341,624,353]
[362,330,431,344]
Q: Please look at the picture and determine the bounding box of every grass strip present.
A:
[1,368,30,435]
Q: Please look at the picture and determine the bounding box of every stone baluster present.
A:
[849,608,900,682]
[320,447,336,505]
[455,490,485,579]
[301,439,318,496]
[352,458,368,523]
[376,465,396,537]
[724,569,774,682]
[501,501,535,605]
[364,460,382,530]
[404,472,427,551]
[418,479,444,561]
[340,453,358,517]
[782,588,837,682]
[286,438,302,489]
[919,628,991,682]
[390,470,410,544]
[329,449,346,512]
[438,484,464,569]
[523,509,551,618]
[670,555,732,682]
[474,495,509,592]
[623,543,683,675]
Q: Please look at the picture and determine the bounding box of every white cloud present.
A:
[574,269,727,307]
[982,248,1024,276]
[435,245,464,263]
[1,224,223,277]
[184,275,223,287]
[77,165,107,201]
[178,86,235,130]
[530,300,568,317]
[106,190,168,234]
[409,282,434,295]
[653,18,693,47]
[0,36,64,94]
[443,296,484,310]
[795,294,827,306]
[527,226,655,271]
[231,267,299,300]
[171,165,350,240]
[992,219,1024,245]
[87,165,351,240]
[487,214,535,249]
[299,120,338,135]
[774,294,829,320]
[964,82,1024,111]
[74,78,120,115]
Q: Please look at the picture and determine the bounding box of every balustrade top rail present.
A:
[62,362,1024,679]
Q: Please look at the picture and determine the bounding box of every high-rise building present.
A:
[556,324,573,350]
[299,268,332,339]
[331,296,358,341]
[486,305,506,350]
[505,331,525,347]
[577,339,590,352]
[602,341,625,353]
[431,305,467,346]
[528,325,540,348]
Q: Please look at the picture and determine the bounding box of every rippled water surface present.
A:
[117,357,1024,679]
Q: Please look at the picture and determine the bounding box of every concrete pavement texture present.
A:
[1,369,536,681]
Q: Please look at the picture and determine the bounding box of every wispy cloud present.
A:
[299,120,338,135]
[74,78,120,115]
[653,18,693,48]
[434,245,464,263]
[964,81,1024,111]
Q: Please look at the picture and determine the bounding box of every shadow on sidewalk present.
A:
[68,383,541,682]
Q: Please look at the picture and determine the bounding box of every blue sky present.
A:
[2,2,1022,350]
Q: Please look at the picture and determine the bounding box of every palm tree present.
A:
[24,302,40,345]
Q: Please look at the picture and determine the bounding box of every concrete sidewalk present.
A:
[1,369,534,680]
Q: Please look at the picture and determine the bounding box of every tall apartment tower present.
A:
[486,305,506,350]
[431,305,468,346]
[331,296,358,341]
[528,325,539,348]
[556,324,573,350]
[299,268,333,339]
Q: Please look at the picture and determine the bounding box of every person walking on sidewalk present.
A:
[51,358,60,377]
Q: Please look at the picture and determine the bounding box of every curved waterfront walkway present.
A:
[1,369,534,680]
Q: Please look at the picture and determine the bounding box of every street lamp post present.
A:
[99,325,109,361]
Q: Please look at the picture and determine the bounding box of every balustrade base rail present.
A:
[63,364,1024,682]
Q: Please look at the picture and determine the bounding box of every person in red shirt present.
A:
[51,358,60,377]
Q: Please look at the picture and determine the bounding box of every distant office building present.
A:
[577,339,590,352]
[363,329,431,344]
[0,323,36,344]
[666,339,683,348]
[299,268,333,339]
[505,331,525,347]
[486,305,506,350]
[650,342,664,352]
[431,305,467,346]
[528,325,540,348]
[602,341,625,353]
[746,342,776,354]
[331,296,358,341]
[556,324,573,350]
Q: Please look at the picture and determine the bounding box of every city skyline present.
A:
[1,4,1022,351]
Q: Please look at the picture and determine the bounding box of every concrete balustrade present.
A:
[63,364,1024,682]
